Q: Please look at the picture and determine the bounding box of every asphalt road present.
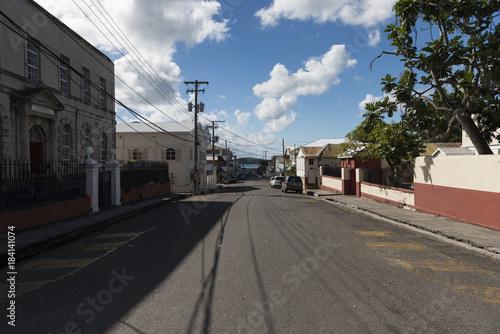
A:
[1,178,499,334]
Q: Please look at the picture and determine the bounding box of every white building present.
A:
[0,0,115,162]
[115,121,209,193]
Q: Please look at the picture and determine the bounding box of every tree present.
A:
[339,102,425,182]
[373,0,500,154]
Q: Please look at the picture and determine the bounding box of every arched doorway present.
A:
[29,126,45,171]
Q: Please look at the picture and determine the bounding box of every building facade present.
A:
[115,121,209,193]
[0,0,115,162]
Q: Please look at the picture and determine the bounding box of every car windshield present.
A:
[277,177,284,180]
[288,177,301,182]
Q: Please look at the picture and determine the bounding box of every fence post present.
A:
[85,147,99,213]
[104,149,122,206]
[341,167,350,195]
[355,168,364,198]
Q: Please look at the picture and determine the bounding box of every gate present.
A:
[99,169,111,208]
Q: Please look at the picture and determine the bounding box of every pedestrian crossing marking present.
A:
[93,232,142,239]
[456,286,500,304]
[85,241,128,251]
[367,242,427,250]
[17,257,98,270]
[394,259,487,273]
[355,231,391,237]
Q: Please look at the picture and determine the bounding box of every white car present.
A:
[269,176,284,188]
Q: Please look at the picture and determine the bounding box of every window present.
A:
[60,55,70,94]
[99,77,106,108]
[27,40,39,82]
[82,129,91,151]
[166,148,175,160]
[132,148,142,161]
[62,125,71,161]
[309,159,314,165]
[82,68,90,103]
[29,126,44,141]
[100,133,107,162]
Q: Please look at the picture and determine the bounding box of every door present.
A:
[308,166,316,185]
[30,141,43,173]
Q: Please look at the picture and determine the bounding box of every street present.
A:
[1,178,500,334]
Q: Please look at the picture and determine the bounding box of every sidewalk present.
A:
[0,193,189,266]
[306,189,500,258]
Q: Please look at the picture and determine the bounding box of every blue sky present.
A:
[35,0,400,158]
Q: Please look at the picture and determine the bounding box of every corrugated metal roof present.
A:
[116,121,193,133]
[432,147,474,156]
[304,138,345,147]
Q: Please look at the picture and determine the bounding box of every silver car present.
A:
[269,176,284,188]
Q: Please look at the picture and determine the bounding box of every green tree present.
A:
[373,0,500,154]
[289,164,297,176]
[339,104,425,182]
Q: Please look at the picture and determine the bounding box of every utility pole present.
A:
[282,138,286,177]
[264,151,268,178]
[207,120,224,184]
[225,140,229,182]
[185,80,209,195]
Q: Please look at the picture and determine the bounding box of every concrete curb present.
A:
[314,195,500,259]
[0,194,189,267]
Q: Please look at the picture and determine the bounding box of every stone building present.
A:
[0,0,115,162]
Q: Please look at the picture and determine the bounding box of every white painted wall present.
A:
[362,183,415,206]
[414,155,500,192]
[322,176,343,192]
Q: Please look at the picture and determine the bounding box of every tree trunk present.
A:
[455,112,493,155]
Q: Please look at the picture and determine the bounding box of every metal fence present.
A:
[0,160,87,212]
[364,168,414,190]
[120,161,169,190]
[322,166,341,178]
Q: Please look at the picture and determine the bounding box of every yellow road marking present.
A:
[367,242,427,250]
[355,231,391,237]
[93,232,142,239]
[456,286,500,304]
[394,259,487,272]
[18,258,98,270]
[85,241,128,251]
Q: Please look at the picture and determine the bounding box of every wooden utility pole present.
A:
[185,80,208,195]
[207,120,224,183]
[225,140,229,182]
[282,138,286,177]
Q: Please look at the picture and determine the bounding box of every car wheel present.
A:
[284,188,287,193]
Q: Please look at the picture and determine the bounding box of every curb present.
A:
[0,194,189,267]
[316,195,500,258]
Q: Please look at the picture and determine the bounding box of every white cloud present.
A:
[358,93,395,110]
[367,29,381,46]
[253,44,356,125]
[235,110,251,124]
[255,0,396,28]
[219,95,227,99]
[34,0,230,123]
[263,112,298,132]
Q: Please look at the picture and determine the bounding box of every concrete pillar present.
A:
[85,147,99,212]
[355,168,364,198]
[104,148,122,206]
[341,167,351,195]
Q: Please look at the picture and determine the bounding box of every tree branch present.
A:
[370,51,397,70]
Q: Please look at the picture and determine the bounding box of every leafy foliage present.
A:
[374,0,500,154]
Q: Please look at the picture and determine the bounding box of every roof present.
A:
[116,121,194,133]
[432,147,475,156]
[303,138,345,147]
[318,144,340,158]
[299,146,323,157]
[421,142,462,156]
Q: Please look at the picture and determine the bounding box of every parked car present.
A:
[269,176,284,188]
[281,176,303,193]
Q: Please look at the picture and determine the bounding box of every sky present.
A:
[34,0,401,158]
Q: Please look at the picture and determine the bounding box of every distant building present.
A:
[115,121,209,193]
[0,0,115,162]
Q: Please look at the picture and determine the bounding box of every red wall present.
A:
[0,197,90,233]
[121,181,171,204]
[414,183,500,230]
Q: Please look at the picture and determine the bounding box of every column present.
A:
[341,167,351,195]
[104,148,122,206]
[85,147,99,212]
[355,168,364,198]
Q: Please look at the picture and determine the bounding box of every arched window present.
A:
[166,148,175,160]
[83,129,91,150]
[100,133,108,162]
[29,126,44,142]
[62,125,71,161]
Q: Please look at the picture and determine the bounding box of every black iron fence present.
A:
[120,161,169,190]
[322,166,342,178]
[364,168,414,190]
[0,160,87,212]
